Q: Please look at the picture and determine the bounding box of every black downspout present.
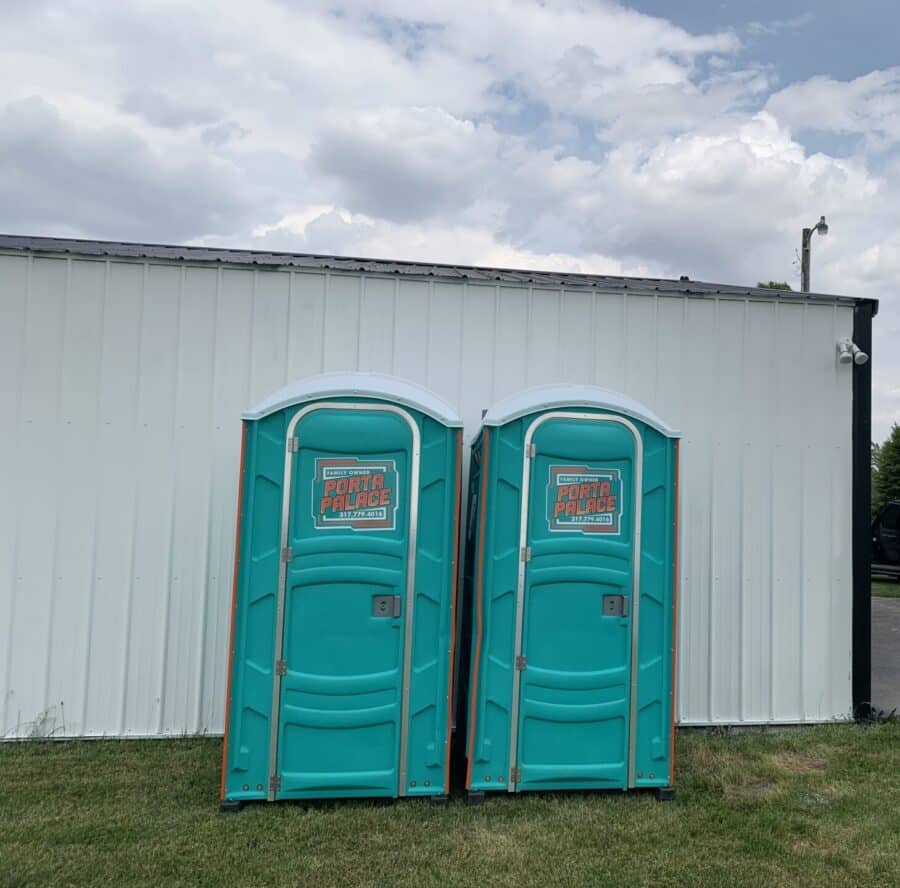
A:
[852,301,875,719]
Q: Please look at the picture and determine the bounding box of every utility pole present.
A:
[801,216,828,291]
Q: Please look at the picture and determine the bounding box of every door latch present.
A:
[372,595,401,618]
[602,594,630,617]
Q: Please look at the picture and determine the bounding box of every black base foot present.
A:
[466,791,486,806]
[429,795,450,808]
[656,786,676,802]
[218,799,244,814]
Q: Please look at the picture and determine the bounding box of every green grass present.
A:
[872,577,900,598]
[1,726,899,887]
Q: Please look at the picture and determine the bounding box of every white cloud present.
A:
[0,96,257,240]
[747,13,814,37]
[217,205,652,278]
[309,107,502,222]
[766,68,900,149]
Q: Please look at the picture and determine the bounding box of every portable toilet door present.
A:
[458,385,680,800]
[220,373,463,808]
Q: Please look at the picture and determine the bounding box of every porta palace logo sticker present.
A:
[313,458,399,531]
[547,465,623,534]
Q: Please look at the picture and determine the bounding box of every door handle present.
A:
[602,594,629,617]
[372,595,401,618]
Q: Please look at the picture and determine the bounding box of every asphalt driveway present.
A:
[872,596,900,714]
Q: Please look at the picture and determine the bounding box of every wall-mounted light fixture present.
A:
[837,337,869,365]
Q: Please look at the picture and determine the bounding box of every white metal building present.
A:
[0,235,876,738]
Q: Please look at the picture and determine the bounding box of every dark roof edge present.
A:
[0,233,878,309]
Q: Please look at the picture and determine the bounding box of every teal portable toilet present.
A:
[220,373,463,808]
[458,385,679,801]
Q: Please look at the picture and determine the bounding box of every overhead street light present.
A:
[801,215,828,292]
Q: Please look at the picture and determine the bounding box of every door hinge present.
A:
[510,766,522,783]
[521,546,531,562]
[527,443,536,459]
[287,436,299,452]
[269,774,281,793]
[275,659,287,676]
[281,547,293,563]
[515,655,527,671]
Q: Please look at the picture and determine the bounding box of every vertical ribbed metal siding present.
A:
[0,252,854,737]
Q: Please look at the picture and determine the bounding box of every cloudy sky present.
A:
[2,0,897,438]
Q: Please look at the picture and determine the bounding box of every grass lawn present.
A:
[2,725,899,887]
[872,576,900,598]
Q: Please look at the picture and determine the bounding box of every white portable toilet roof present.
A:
[242,372,463,426]
[482,384,680,437]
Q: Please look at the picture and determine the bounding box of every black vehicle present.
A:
[873,500,900,578]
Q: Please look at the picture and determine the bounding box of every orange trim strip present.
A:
[465,429,491,790]
[220,422,248,801]
[443,429,463,790]
[669,439,680,784]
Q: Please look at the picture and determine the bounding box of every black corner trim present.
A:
[852,302,874,719]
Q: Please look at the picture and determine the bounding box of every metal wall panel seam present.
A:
[706,297,719,723]
[652,294,659,401]
[490,285,499,404]
[424,279,433,386]
[42,257,72,722]
[80,259,109,731]
[524,286,534,387]
[454,286,465,422]
[676,295,688,722]
[157,265,185,733]
[390,276,399,376]
[672,299,688,728]
[553,289,562,382]
[1,255,31,734]
[193,267,221,733]
[119,261,147,733]
[247,270,259,397]
[828,303,838,715]
[737,299,747,721]
[283,270,293,384]
[799,303,808,719]
[768,300,780,722]
[319,272,329,375]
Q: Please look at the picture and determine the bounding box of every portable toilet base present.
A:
[457,385,679,798]
[220,373,462,806]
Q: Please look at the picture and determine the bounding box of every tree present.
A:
[873,424,900,513]
[757,281,793,290]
